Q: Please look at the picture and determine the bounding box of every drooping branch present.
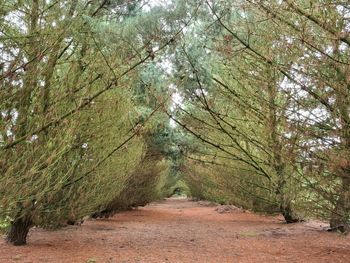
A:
[1,16,193,150]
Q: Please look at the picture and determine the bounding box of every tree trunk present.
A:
[276,171,299,223]
[266,69,299,224]
[330,177,350,233]
[330,79,350,233]
[280,200,299,223]
[6,216,33,246]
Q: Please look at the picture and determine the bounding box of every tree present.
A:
[0,0,192,245]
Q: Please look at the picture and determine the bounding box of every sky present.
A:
[143,0,172,11]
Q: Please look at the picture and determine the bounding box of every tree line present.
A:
[0,0,349,246]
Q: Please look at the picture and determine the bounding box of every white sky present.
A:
[143,0,172,11]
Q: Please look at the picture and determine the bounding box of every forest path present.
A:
[1,197,349,263]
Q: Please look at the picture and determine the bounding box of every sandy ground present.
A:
[1,197,349,263]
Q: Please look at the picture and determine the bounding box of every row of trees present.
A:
[170,0,349,232]
[0,0,189,245]
[1,0,349,246]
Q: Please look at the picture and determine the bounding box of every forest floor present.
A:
[1,197,350,263]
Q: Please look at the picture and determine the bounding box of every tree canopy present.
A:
[1,0,349,245]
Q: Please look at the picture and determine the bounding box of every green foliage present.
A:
[171,0,350,227]
[0,0,188,243]
[92,146,172,218]
[0,218,10,234]
[1,0,350,245]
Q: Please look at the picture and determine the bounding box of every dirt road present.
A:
[1,198,349,262]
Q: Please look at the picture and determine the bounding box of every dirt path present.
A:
[1,198,349,263]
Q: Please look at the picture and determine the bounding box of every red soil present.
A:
[1,198,349,263]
